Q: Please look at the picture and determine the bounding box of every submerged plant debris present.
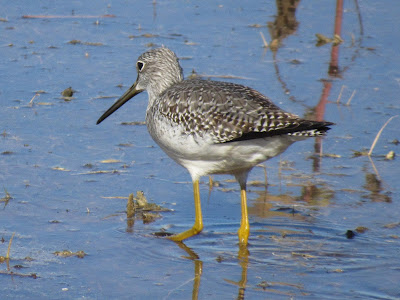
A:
[126,191,170,224]
[100,159,121,164]
[0,233,36,278]
[128,33,159,39]
[61,87,74,97]
[385,150,395,160]
[121,121,146,126]
[0,270,38,279]
[77,169,127,175]
[1,188,12,208]
[52,166,70,172]
[315,33,343,46]
[67,40,103,46]
[54,250,86,258]
[61,87,75,101]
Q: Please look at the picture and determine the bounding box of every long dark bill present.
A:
[96,82,143,125]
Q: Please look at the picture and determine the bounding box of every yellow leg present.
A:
[169,180,203,242]
[237,189,250,245]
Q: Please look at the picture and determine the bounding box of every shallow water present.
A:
[1,1,400,299]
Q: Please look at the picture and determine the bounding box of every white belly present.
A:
[146,110,306,179]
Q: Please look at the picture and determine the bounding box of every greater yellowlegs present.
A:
[97,47,333,245]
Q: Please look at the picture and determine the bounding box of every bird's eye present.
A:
[137,61,145,72]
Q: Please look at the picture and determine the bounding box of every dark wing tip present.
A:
[316,121,335,132]
[227,120,334,143]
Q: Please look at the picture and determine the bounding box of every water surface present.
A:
[1,1,400,299]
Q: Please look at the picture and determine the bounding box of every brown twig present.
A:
[336,85,346,103]
[0,270,37,278]
[345,90,356,106]
[28,93,39,107]
[368,115,399,156]
[6,232,15,259]
[22,14,115,19]
[259,32,268,48]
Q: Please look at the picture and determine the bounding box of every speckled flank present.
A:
[156,78,332,143]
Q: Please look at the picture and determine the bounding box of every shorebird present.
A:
[97,47,333,245]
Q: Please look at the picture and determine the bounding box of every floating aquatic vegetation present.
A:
[61,87,75,101]
[126,191,171,224]
[315,33,343,47]
[54,250,86,258]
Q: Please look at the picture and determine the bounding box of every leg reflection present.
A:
[225,245,250,300]
[175,241,203,300]
[237,246,250,300]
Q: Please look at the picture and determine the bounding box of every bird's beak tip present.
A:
[96,83,142,125]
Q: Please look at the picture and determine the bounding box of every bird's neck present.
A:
[147,73,183,105]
